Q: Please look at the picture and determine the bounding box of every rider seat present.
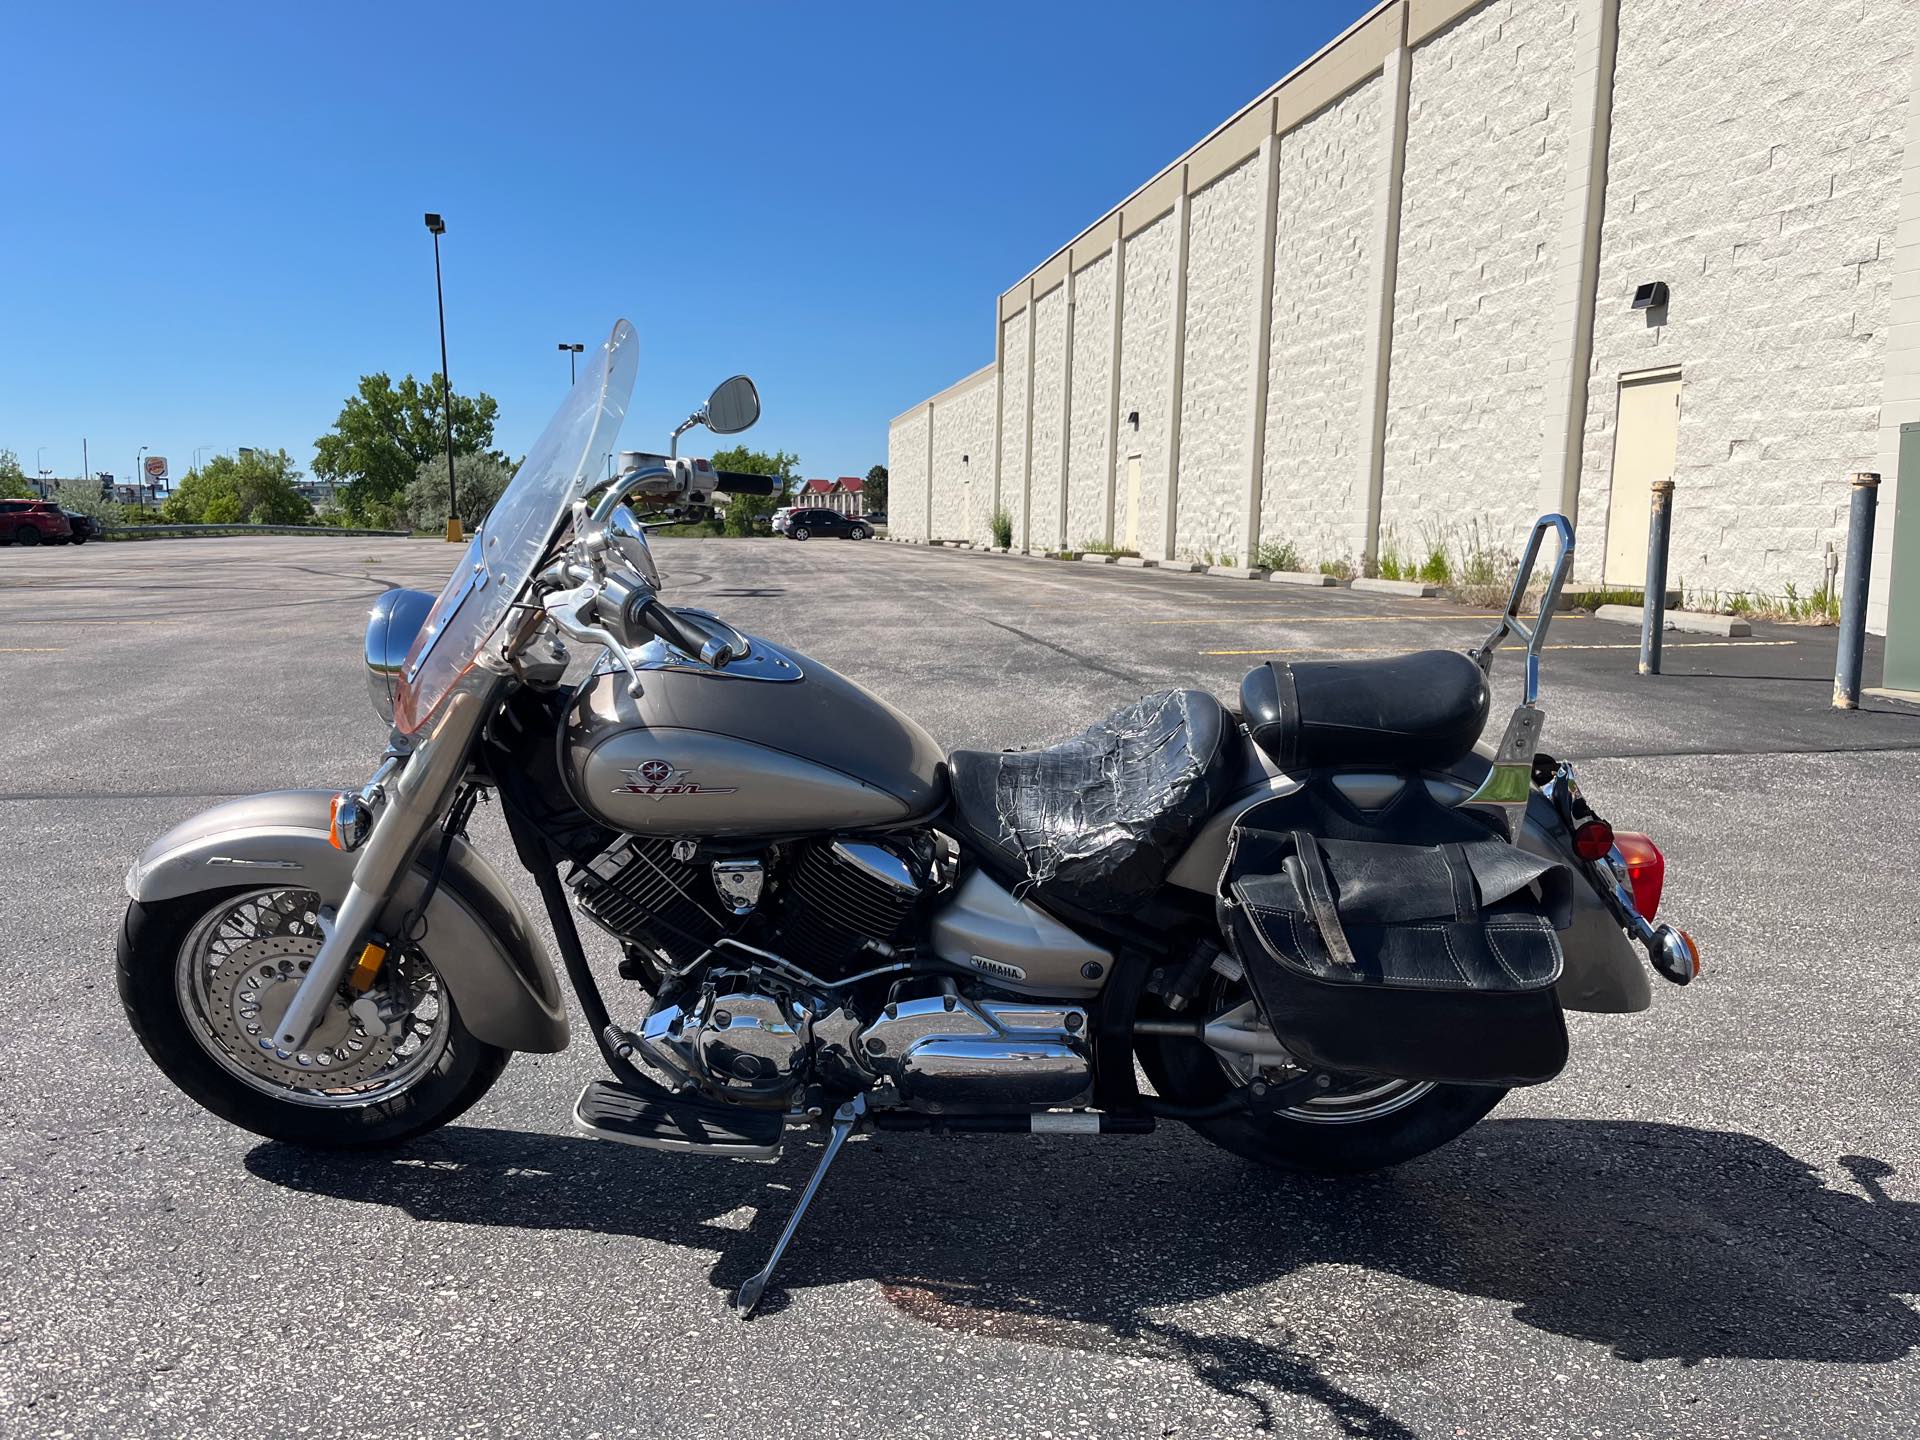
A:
[947,689,1240,916]
[1239,650,1490,772]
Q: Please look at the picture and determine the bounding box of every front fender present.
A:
[126,790,570,1053]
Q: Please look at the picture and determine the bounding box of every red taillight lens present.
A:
[1571,818,1615,861]
[1613,831,1664,918]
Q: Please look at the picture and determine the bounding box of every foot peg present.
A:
[735,1093,865,1320]
[574,1079,784,1158]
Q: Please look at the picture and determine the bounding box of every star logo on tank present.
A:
[613,760,739,800]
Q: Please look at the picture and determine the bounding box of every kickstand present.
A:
[734,1093,865,1320]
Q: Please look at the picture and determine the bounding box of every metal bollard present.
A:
[1638,479,1675,676]
[1832,472,1880,710]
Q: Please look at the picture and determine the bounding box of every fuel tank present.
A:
[563,635,947,837]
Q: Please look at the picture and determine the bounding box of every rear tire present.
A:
[17,528,39,547]
[117,890,510,1150]
[791,526,810,541]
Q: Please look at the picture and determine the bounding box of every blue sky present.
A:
[2,1,1372,487]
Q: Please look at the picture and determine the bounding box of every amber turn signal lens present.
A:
[1677,928,1702,977]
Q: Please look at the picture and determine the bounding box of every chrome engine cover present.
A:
[855,987,1091,1113]
[640,982,812,1104]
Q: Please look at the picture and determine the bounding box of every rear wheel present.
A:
[791,526,810,541]
[17,528,39,547]
[1138,976,1506,1175]
[117,887,510,1149]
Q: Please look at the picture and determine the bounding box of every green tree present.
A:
[0,448,31,499]
[710,445,799,536]
[162,449,313,525]
[865,463,888,512]
[312,372,499,526]
[52,481,126,528]
[404,451,515,532]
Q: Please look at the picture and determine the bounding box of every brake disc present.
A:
[203,935,397,1088]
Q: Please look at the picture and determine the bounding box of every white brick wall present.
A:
[1575,0,1916,598]
[1117,211,1179,557]
[1177,155,1264,565]
[1028,285,1068,549]
[1382,0,1578,562]
[886,407,929,541]
[1067,252,1115,548]
[1263,76,1385,569]
[999,314,1030,546]
[932,371,995,542]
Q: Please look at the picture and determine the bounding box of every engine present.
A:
[564,829,1092,1114]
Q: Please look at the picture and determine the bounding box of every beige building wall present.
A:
[892,0,1917,633]
[886,405,930,541]
[1380,0,1579,561]
[1574,0,1915,598]
[1177,155,1267,565]
[1263,75,1386,567]
[1067,251,1116,547]
[1028,286,1068,550]
[1116,212,1180,557]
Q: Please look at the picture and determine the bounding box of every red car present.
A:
[0,499,73,546]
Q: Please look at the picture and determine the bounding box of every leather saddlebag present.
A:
[1219,783,1574,1087]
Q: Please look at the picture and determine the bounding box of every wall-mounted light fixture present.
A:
[1127,410,1140,430]
[1630,281,1669,311]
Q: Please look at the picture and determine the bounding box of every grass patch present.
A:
[1078,538,1139,557]
[1687,580,1839,625]
[1253,538,1304,573]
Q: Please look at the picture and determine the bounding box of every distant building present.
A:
[797,476,866,515]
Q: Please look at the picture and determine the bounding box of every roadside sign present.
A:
[145,456,169,488]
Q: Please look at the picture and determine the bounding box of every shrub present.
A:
[989,507,1013,549]
[1254,538,1303,573]
[405,452,513,532]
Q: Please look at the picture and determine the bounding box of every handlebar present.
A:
[624,594,746,669]
[712,471,778,496]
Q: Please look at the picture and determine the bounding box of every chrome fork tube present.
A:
[271,674,503,1050]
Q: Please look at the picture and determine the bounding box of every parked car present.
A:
[62,510,99,544]
[783,507,873,541]
[863,510,888,528]
[0,499,74,546]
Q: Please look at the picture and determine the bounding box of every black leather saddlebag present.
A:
[1219,783,1574,1087]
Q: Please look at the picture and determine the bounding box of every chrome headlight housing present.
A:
[364,588,436,723]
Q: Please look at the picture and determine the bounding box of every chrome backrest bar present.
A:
[1470,513,1575,705]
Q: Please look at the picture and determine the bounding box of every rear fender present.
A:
[125,790,570,1052]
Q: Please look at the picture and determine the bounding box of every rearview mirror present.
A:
[705,375,760,435]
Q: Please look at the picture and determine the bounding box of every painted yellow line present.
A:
[0,646,67,653]
[1147,613,1506,626]
[1201,639,1799,657]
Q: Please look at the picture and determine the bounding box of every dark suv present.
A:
[783,508,873,541]
[0,499,74,546]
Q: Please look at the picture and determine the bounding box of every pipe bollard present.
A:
[1832,472,1880,710]
[1638,479,1675,676]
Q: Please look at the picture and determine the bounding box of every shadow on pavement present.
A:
[248,1117,1917,1435]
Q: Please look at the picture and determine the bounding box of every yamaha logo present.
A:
[613,760,739,801]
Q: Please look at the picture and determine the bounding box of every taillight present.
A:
[1612,831,1664,918]
[1571,818,1615,861]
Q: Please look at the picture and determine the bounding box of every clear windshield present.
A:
[393,318,638,735]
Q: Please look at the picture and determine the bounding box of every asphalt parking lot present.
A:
[3,534,1917,1439]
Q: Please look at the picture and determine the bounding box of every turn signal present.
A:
[1571,818,1615,862]
[328,792,373,852]
[1613,831,1665,918]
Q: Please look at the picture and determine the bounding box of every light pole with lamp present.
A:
[558,341,584,385]
[135,446,148,512]
[424,212,461,543]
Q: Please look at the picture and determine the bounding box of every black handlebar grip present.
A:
[713,471,778,496]
[626,595,734,668]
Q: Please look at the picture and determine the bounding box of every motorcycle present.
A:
[118,321,1700,1317]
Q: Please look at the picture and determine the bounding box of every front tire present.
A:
[850,524,871,540]
[117,888,510,1149]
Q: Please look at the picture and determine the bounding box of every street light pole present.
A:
[136,446,147,511]
[424,212,460,543]
[557,341,584,385]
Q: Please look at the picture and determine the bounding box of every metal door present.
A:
[1603,370,1682,587]
[1124,456,1142,552]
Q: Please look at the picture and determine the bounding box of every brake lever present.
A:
[540,581,645,697]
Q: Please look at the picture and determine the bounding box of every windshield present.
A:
[393,318,638,735]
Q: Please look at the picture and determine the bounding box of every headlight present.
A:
[364,588,436,723]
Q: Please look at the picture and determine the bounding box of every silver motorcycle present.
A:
[119,321,1700,1316]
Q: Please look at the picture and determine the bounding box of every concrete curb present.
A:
[1080,553,1117,564]
[1594,603,1752,637]
[1269,570,1339,587]
[1206,565,1269,580]
[1351,577,1440,598]
[1114,556,1153,567]
[1156,561,1206,573]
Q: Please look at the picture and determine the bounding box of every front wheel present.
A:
[850,525,871,540]
[117,887,510,1149]
[1138,983,1507,1175]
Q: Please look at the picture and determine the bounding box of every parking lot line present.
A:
[0,647,67,653]
[1201,639,1800,656]
[1146,613,1505,625]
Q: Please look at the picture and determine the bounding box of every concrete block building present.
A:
[888,0,1920,645]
